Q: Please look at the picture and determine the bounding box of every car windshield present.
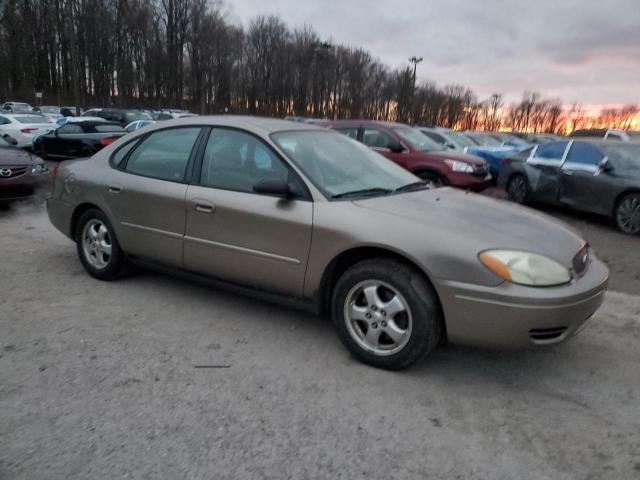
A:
[393,127,445,151]
[446,131,476,148]
[600,144,640,170]
[125,112,153,122]
[14,115,50,124]
[271,130,419,199]
[466,132,502,146]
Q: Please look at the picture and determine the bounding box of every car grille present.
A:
[472,164,489,176]
[572,244,589,276]
[529,326,568,342]
[0,166,28,179]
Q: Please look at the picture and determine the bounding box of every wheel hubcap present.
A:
[617,196,640,234]
[344,280,412,356]
[82,219,112,269]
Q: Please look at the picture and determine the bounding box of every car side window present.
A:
[362,128,395,149]
[0,116,9,125]
[333,127,359,140]
[125,127,201,182]
[200,129,289,193]
[57,124,83,134]
[564,142,603,168]
[531,141,568,161]
[604,132,622,141]
[111,140,140,168]
[423,131,446,144]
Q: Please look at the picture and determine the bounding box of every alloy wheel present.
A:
[616,194,640,234]
[344,280,413,356]
[82,219,113,269]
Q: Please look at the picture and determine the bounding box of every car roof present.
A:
[324,119,411,129]
[140,115,322,136]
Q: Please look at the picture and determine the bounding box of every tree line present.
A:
[1,0,637,134]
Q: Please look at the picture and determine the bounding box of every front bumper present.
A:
[435,255,609,348]
[0,172,49,201]
[447,172,493,191]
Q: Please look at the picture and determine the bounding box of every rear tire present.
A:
[507,174,529,204]
[614,192,640,235]
[331,258,442,370]
[75,208,129,280]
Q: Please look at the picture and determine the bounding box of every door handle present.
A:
[562,170,573,176]
[108,185,123,193]
[194,202,215,214]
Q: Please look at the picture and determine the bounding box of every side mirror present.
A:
[253,178,292,198]
[445,142,456,150]
[388,140,405,153]
[599,157,613,172]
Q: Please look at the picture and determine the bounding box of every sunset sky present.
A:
[227,0,640,112]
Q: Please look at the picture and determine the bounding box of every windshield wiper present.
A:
[331,188,392,199]
[395,181,429,193]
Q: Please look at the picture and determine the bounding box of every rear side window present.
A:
[125,128,201,182]
[565,142,603,166]
[95,125,125,133]
[333,127,359,140]
[532,141,568,160]
[111,140,140,168]
[57,124,83,134]
[0,116,10,125]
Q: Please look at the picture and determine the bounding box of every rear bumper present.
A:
[447,172,493,191]
[434,256,609,348]
[46,198,75,239]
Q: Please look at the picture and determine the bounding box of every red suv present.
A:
[325,120,491,190]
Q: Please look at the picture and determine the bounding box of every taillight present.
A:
[21,128,37,134]
[99,137,116,146]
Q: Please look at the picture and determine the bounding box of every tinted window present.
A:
[362,128,395,149]
[565,142,603,166]
[125,128,200,181]
[333,127,359,139]
[0,116,9,125]
[533,141,568,160]
[200,129,288,193]
[95,124,125,133]
[111,140,140,168]
[57,124,83,134]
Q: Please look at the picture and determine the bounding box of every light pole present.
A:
[409,56,423,122]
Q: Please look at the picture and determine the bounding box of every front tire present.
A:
[331,258,442,370]
[417,171,445,188]
[75,209,129,280]
[614,192,640,235]
[506,174,529,204]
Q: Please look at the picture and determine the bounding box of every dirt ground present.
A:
[1,199,639,480]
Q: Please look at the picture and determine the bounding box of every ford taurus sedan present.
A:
[47,117,609,370]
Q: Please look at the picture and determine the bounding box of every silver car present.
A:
[47,116,609,370]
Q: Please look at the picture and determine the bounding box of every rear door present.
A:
[559,141,615,216]
[106,127,204,267]
[524,140,570,204]
[183,128,313,297]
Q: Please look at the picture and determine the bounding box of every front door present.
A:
[524,140,570,205]
[184,128,313,297]
[559,141,614,216]
[106,127,203,267]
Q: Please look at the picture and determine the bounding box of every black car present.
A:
[96,109,153,126]
[0,134,49,205]
[499,140,640,234]
[33,121,126,160]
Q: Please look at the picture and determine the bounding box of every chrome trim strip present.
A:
[454,290,604,310]
[121,222,183,239]
[184,235,300,265]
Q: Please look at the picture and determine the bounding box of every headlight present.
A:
[479,250,571,287]
[444,159,474,173]
[31,163,48,174]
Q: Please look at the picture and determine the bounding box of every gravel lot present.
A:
[1,201,639,480]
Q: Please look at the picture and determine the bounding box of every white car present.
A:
[56,116,106,126]
[1,101,34,113]
[0,114,55,148]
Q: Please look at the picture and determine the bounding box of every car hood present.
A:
[0,147,37,166]
[429,150,486,165]
[353,188,585,266]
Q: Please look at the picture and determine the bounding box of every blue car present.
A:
[462,132,530,178]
